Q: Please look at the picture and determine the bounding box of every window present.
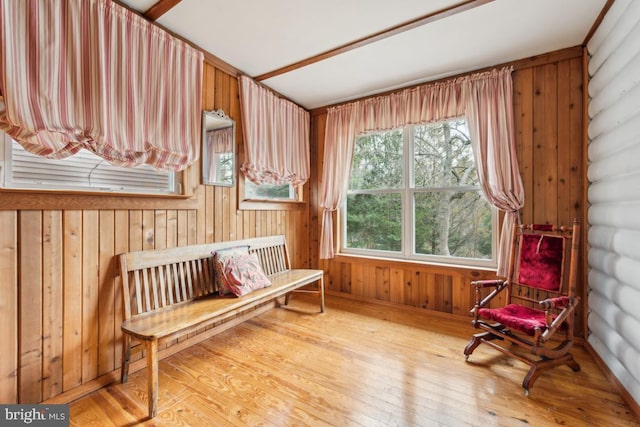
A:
[1,135,178,195]
[238,174,304,211]
[342,118,496,266]
[244,180,296,201]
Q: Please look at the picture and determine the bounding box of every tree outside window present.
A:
[343,118,495,265]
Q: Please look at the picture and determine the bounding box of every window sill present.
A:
[333,252,497,274]
[0,188,198,210]
[238,198,306,211]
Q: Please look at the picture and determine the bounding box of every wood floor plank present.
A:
[70,295,639,426]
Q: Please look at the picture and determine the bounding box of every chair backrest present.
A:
[506,220,579,307]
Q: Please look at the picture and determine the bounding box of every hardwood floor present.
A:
[69,294,639,426]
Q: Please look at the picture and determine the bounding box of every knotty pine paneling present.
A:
[0,211,18,403]
[325,257,494,317]
[310,48,585,326]
[0,61,312,404]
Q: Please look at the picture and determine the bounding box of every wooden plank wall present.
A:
[0,62,310,404]
[309,47,585,326]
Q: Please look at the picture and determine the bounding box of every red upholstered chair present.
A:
[464,219,581,395]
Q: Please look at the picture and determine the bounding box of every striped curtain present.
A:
[320,67,524,273]
[0,0,203,171]
[463,68,524,277]
[238,76,310,186]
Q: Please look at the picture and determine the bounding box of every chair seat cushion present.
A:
[478,304,553,336]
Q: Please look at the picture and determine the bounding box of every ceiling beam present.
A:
[144,0,182,21]
[582,0,615,46]
[255,0,494,82]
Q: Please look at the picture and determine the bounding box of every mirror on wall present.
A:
[202,109,235,186]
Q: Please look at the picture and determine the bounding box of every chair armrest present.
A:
[470,279,508,317]
[539,296,570,309]
[471,279,505,288]
[539,296,580,342]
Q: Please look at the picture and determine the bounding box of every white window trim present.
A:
[340,122,498,269]
[1,134,178,195]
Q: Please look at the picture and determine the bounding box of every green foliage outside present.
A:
[345,119,493,260]
[346,193,402,251]
[217,153,234,184]
[245,180,293,199]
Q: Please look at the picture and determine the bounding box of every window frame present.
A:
[0,133,197,210]
[340,120,498,268]
[3,136,179,195]
[237,172,306,211]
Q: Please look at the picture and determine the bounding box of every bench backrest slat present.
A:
[177,262,187,302]
[186,261,194,299]
[133,271,142,315]
[151,267,160,310]
[158,267,167,307]
[164,265,174,306]
[143,269,151,311]
[119,235,293,320]
[170,263,180,303]
[250,242,289,276]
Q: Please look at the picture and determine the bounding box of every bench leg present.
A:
[121,334,131,383]
[319,276,325,313]
[146,339,159,418]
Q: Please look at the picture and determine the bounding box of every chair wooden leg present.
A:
[464,331,501,360]
[121,334,131,383]
[146,339,159,418]
[522,353,581,394]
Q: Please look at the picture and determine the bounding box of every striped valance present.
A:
[238,76,310,186]
[0,0,203,171]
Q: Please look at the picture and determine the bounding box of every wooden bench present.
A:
[118,235,324,418]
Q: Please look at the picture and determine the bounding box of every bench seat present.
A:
[122,269,323,341]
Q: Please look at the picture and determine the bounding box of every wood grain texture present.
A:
[42,210,63,400]
[19,210,43,403]
[82,211,99,384]
[68,294,639,426]
[62,211,83,392]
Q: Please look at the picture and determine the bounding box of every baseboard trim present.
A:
[584,341,640,420]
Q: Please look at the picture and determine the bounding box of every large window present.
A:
[342,118,496,266]
[1,135,178,195]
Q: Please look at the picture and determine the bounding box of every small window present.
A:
[342,118,496,267]
[1,135,178,195]
[238,173,304,211]
[244,180,296,201]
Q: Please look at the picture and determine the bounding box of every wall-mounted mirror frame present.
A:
[202,109,235,186]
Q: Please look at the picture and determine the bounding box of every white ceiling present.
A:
[120,0,607,109]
